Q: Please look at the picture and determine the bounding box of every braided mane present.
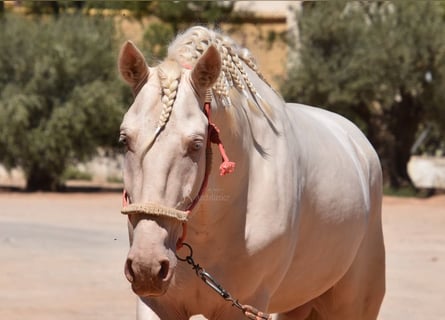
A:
[169,27,276,118]
[150,26,279,144]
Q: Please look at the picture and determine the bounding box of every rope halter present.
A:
[121,202,189,222]
[121,81,235,249]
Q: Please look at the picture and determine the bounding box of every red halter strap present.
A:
[176,99,235,249]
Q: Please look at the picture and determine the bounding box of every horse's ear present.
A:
[191,45,221,90]
[118,41,149,93]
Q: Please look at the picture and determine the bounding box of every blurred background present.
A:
[0,0,444,195]
[0,2,444,320]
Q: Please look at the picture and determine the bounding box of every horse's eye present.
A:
[119,133,127,146]
[189,139,204,152]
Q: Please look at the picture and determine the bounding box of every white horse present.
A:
[118,26,385,320]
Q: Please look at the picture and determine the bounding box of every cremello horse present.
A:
[118,26,385,320]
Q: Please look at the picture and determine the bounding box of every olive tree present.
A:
[0,14,129,190]
[283,1,445,189]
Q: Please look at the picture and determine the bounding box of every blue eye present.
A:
[192,140,203,151]
[189,139,204,152]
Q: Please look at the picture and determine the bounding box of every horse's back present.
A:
[268,103,384,315]
[287,103,381,209]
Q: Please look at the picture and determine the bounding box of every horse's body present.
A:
[118,27,385,320]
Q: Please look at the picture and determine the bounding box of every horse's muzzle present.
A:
[125,253,174,297]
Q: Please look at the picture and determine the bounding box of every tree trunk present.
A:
[380,93,422,189]
[26,168,62,191]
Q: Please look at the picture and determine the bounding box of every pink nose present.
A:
[124,256,172,296]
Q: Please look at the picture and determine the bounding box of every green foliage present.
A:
[0,14,129,190]
[83,1,151,18]
[383,185,417,198]
[62,166,92,181]
[107,175,123,184]
[139,2,235,62]
[283,1,445,188]
[149,1,235,31]
[142,23,174,65]
[85,1,235,31]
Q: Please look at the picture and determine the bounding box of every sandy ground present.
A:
[0,191,444,320]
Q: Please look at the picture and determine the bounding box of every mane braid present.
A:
[157,60,182,130]
[138,60,182,161]
[167,26,276,120]
[140,28,279,161]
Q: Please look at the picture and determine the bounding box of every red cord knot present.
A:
[205,102,235,176]
[208,123,235,176]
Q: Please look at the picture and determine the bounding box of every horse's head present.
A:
[118,41,221,296]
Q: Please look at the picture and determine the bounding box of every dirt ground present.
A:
[0,191,444,320]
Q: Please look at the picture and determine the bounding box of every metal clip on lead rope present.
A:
[176,243,272,320]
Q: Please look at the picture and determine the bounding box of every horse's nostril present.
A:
[125,258,135,283]
[159,260,170,281]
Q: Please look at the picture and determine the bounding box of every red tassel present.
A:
[220,161,236,176]
[205,101,235,176]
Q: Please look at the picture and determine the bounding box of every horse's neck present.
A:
[193,82,284,221]
[187,106,250,248]
[189,57,288,248]
[194,123,250,217]
[211,73,286,159]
